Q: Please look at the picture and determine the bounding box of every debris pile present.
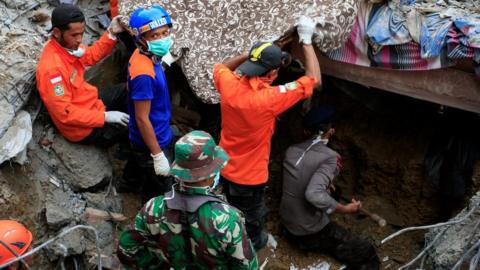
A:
[0,113,127,268]
[425,191,480,269]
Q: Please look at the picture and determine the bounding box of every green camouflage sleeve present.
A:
[213,205,258,270]
[117,198,166,269]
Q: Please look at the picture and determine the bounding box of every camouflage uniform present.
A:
[118,130,258,269]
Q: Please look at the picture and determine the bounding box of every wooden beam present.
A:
[291,43,480,113]
[318,55,480,113]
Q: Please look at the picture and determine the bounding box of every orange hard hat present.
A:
[0,220,33,265]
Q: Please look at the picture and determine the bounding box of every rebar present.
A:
[381,202,480,245]
[397,228,447,270]
[469,245,480,270]
[452,232,480,269]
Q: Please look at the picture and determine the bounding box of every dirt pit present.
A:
[117,72,478,269]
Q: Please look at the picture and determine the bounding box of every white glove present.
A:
[104,111,129,126]
[108,15,125,35]
[297,15,316,45]
[151,152,170,176]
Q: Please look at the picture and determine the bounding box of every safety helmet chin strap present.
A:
[0,239,31,270]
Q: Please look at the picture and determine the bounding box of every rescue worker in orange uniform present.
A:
[36,4,128,146]
[213,16,321,250]
[0,220,33,270]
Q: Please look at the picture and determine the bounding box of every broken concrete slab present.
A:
[84,220,116,252]
[51,136,112,191]
[45,189,86,228]
[425,191,480,269]
[83,192,122,213]
[0,110,32,164]
[45,201,74,229]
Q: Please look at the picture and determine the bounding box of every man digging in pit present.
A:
[280,106,380,270]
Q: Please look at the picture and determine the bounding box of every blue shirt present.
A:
[127,49,172,149]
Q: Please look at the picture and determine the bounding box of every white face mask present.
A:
[68,47,85,58]
[210,172,220,190]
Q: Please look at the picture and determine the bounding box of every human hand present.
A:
[297,15,316,45]
[108,15,126,35]
[327,183,336,194]
[322,128,336,140]
[151,151,170,176]
[104,111,129,126]
[345,198,362,214]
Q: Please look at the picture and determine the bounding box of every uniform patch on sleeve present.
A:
[278,85,287,93]
[285,82,299,91]
[53,84,64,96]
[50,75,62,84]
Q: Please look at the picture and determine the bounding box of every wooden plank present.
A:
[84,207,128,222]
[318,55,480,114]
[290,42,480,113]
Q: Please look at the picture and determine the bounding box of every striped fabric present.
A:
[326,1,477,76]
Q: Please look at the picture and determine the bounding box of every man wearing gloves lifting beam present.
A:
[280,106,380,270]
[212,16,321,250]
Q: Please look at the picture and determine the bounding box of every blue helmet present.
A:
[129,5,172,40]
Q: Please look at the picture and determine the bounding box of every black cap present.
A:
[237,42,283,77]
[50,4,85,31]
[303,106,335,130]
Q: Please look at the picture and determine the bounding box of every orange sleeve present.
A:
[38,69,105,128]
[251,75,316,116]
[110,0,119,17]
[80,32,117,67]
[213,64,238,93]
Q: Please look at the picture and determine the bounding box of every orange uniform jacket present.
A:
[36,32,117,142]
[213,64,316,185]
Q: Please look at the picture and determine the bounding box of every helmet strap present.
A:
[0,239,30,269]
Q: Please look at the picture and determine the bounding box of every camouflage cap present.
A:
[170,130,229,182]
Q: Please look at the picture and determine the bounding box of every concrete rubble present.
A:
[425,191,480,269]
[0,116,127,268]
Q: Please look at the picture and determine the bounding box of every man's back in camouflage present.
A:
[118,187,258,269]
[117,130,258,269]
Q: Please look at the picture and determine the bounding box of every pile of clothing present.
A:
[326,0,480,77]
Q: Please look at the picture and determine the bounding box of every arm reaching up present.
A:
[297,16,321,86]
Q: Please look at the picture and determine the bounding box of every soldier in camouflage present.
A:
[117,130,258,269]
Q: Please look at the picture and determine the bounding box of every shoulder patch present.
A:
[285,82,299,91]
[53,84,64,96]
[50,75,62,84]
